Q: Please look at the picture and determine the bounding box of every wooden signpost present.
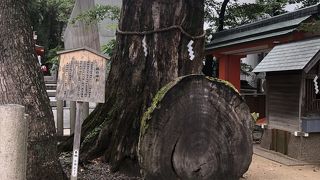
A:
[56,47,107,180]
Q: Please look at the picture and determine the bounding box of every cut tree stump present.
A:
[138,75,253,180]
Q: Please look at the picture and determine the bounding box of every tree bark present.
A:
[60,0,205,175]
[0,1,66,179]
[139,75,253,180]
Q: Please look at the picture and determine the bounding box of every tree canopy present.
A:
[28,0,74,62]
[204,0,289,32]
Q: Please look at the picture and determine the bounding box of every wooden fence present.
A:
[45,74,81,136]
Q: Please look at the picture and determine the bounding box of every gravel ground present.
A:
[59,152,142,180]
[60,152,320,180]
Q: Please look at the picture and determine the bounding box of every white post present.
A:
[70,102,83,180]
[0,104,27,180]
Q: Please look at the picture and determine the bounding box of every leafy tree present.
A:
[256,0,288,16]
[289,0,320,8]
[290,0,320,33]
[28,0,74,61]
[71,4,120,24]
[205,0,289,32]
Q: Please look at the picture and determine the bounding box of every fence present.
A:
[45,74,92,136]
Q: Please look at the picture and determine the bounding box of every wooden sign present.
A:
[56,47,107,103]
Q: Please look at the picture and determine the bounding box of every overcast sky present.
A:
[204,0,302,29]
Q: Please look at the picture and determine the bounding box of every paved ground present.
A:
[243,154,320,180]
[241,145,320,180]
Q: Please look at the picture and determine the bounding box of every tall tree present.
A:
[218,0,230,31]
[61,0,205,175]
[0,0,65,179]
[205,0,289,32]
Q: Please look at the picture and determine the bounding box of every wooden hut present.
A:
[252,38,320,162]
[254,38,320,134]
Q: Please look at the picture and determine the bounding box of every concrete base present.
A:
[288,133,320,162]
[261,129,320,163]
[0,105,27,180]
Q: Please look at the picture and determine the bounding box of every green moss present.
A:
[138,75,241,160]
[205,76,239,94]
[140,75,239,136]
[140,77,184,137]
[82,121,107,146]
[81,103,118,147]
[138,77,184,161]
[140,75,239,137]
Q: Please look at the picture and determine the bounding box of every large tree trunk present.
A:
[139,75,253,180]
[0,1,66,179]
[60,0,205,175]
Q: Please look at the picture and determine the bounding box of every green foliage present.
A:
[28,0,74,45]
[55,0,76,22]
[71,4,120,65]
[140,77,184,137]
[205,0,289,32]
[224,3,267,28]
[251,112,260,122]
[101,39,117,57]
[72,4,120,24]
[292,1,320,33]
[288,0,320,8]
[47,45,63,70]
[256,0,288,16]
[28,0,74,64]
[298,18,320,33]
[241,62,253,76]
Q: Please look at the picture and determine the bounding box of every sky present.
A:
[204,0,303,29]
[224,0,301,11]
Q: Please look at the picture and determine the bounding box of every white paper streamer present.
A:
[314,75,319,94]
[142,35,148,57]
[71,149,79,177]
[187,40,195,61]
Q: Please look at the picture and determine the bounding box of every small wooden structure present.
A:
[206,4,320,162]
[252,38,320,160]
[254,38,320,133]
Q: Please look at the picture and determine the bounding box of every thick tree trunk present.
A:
[0,1,66,179]
[139,75,253,180]
[60,0,205,175]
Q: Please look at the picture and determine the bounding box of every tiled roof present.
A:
[205,4,320,51]
[208,16,309,50]
[253,38,320,72]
